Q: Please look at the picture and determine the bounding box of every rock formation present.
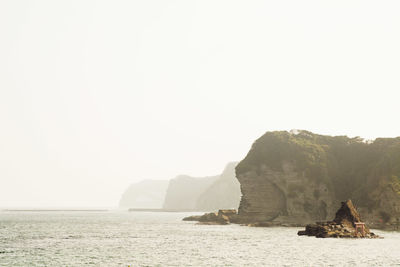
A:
[119,180,169,208]
[235,130,400,229]
[183,209,238,225]
[298,200,379,238]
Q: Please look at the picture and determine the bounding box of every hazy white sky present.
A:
[1,0,399,207]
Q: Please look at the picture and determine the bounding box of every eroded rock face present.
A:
[235,130,400,228]
[298,200,380,238]
[237,161,335,224]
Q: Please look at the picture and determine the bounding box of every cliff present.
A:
[121,162,241,211]
[236,130,400,228]
[163,162,241,211]
[119,180,169,208]
[195,162,241,211]
[162,174,219,210]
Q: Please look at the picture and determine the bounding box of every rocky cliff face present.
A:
[119,180,169,208]
[195,162,241,211]
[238,161,335,224]
[236,130,400,228]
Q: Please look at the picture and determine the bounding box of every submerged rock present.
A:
[297,200,381,238]
[182,215,202,221]
[246,222,302,227]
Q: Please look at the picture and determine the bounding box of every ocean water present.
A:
[0,211,400,266]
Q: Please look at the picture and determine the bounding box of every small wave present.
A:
[0,250,13,254]
[63,235,83,239]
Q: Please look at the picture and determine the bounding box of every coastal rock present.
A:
[235,130,400,229]
[183,209,238,225]
[333,199,363,227]
[297,200,380,238]
[182,215,203,221]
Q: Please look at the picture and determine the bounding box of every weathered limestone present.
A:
[237,162,336,224]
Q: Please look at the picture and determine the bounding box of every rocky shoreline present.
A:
[183,209,238,225]
[234,131,400,229]
[183,200,384,238]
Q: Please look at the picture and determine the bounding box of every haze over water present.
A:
[1,1,400,266]
[1,211,399,266]
[1,0,400,208]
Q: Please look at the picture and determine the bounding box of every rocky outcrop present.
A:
[333,199,363,227]
[183,209,238,225]
[119,180,169,208]
[298,200,380,238]
[235,130,400,228]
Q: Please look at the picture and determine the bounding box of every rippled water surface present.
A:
[1,211,400,266]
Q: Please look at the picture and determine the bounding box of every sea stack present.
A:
[298,200,380,238]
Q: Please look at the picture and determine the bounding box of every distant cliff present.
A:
[195,162,241,211]
[162,175,219,210]
[236,130,400,228]
[163,162,241,211]
[119,180,169,208]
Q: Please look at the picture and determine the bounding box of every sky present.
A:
[1,0,400,207]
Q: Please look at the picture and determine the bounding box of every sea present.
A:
[0,210,400,266]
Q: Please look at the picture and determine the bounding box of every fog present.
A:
[1,0,399,207]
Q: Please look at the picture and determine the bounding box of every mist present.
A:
[1,0,400,207]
